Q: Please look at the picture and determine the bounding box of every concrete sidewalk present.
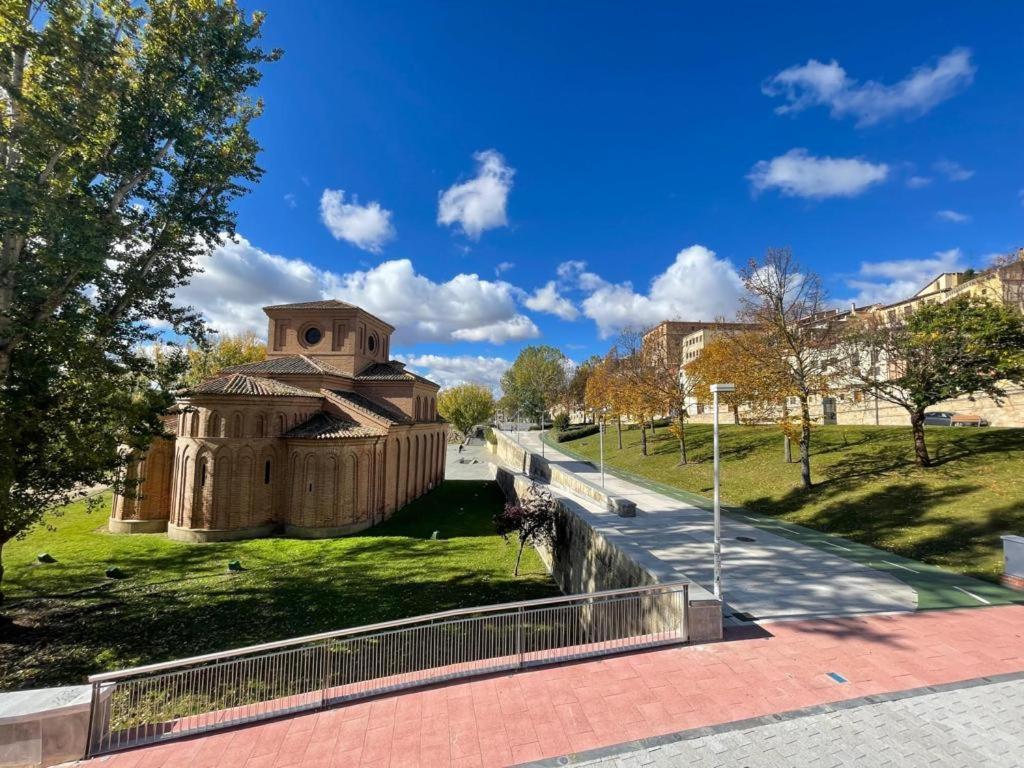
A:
[508,430,918,624]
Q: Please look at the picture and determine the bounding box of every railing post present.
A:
[681,584,690,642]
[516,606,524,668]
[85,680,101,758]
[319,641,330,709]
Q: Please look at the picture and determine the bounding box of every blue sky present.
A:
[179,2,1024,389]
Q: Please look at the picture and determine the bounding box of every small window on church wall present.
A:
[264,460,271,484]
[308,483,313,493]
[368,333,377,353]
[200,461,207,487]
[303,326,323,345]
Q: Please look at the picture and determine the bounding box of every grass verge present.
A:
[0,480,557,690]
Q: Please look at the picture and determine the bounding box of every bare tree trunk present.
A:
[799,394,812,488]
[732,405,740,424]
[0,531,7,604]
[677,414,687,465]
[650,418,656,435]
[616,416,622,449]
[514,541,525,576]
[640,423,648,456]
[781,401,793,463]
[909,409,931,467]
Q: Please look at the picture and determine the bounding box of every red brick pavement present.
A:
[81,605,1024,768]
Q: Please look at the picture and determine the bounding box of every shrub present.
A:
[493,483,559,576]
[484,427,497,445]
[554,424,601,443]
[552,413,570,431]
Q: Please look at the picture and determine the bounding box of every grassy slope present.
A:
[0,480,557,690]
[560,423,1024,583]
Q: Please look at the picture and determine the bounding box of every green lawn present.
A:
[557,423,1024,583]
[0,480,557,690]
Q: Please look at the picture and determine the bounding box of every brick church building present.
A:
[110,300,447,541]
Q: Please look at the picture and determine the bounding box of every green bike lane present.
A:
[542,433,1022,612]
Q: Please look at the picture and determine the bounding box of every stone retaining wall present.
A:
[490,430,722,642]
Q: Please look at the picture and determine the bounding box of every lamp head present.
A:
[710,383,736,393]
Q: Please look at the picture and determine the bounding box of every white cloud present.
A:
[577,245,744,338]
[328,260,538,345]
[749,149,888,199]
[933,159,974,182]
[174,235,539,345]
[557,259,605,290]
[438,150,514,239]
[936,209,970,223]
[763,48,975,127]
[843,248,967,306]
[557,260,586,280]
[906,176,932,189]
[173,235,324,335]
[524,281,579,321]
[495,261,515,275]
[320,189,395,252]
[402,353,511,392]
[284,193,298,208]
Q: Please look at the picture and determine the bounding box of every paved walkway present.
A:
[510,430,918,624]
[543,433,1022,612]
[569,675,1024,768]
[78,604,1024,768]
[445,438,493,480]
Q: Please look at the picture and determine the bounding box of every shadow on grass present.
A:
[744,478,1023,581]
[0,479,561,690]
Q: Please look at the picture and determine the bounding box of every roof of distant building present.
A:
[221,355,353,379]
[328,389,412,424]
[355,360,435,385]
[263,299,358,311]
[283,412,386,439]
[187,374,322,398]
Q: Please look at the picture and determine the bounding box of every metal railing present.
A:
[86,581,689,756]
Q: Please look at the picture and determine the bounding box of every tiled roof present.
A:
[283,413,386,439]
[328,389,412,424]
[263,299,357,311]
[188,374,321,398]
[356,361,414,381]
[221,355,352,379]
[357,361,436,386]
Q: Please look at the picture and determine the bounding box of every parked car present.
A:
[923,411,988,427]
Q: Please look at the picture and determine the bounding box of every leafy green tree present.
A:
[436,383,495,437]
[840,296,1024,466]
[500,345,567,426]
[181,330,266,389]
[0,0,277,602]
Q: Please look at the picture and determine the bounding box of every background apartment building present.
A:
[650,256,1024,427]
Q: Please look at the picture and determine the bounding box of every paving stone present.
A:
[580,678,1024,768]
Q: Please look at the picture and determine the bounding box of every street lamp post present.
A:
[515,410,521,444]
[599,406,609,488]
[710,383,735,601]
[540,407,545,458]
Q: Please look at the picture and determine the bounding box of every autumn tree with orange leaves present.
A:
[684,331,798,462]
[584,351,627,449]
